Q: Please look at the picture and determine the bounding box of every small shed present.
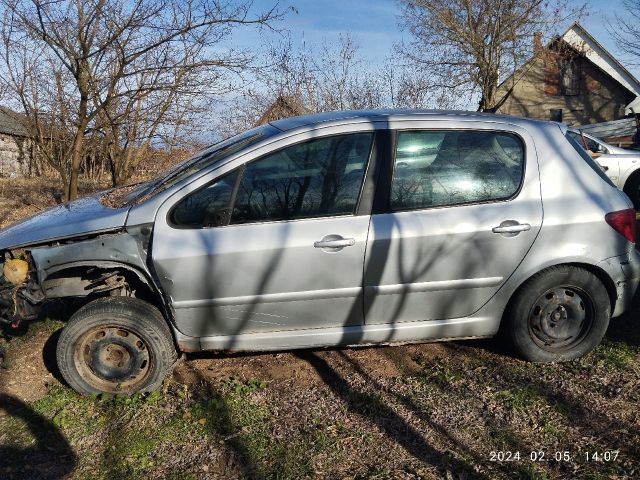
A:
[254,95,310,126]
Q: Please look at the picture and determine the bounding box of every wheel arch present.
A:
[500,261,617,326]
[622,168,640,197]
[42,261,179,340]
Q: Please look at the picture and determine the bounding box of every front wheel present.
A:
[503,266,610,362]
[56,297,177,395]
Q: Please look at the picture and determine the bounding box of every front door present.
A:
[151,132,375,339]
[364,125,543,325]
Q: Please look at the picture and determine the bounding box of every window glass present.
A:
[391,130,524,210]
[550,109,563,122]
[171,170,238,228]
[559,57,581,96]
[232,133,373,223]
[565,133,616,188]
[567,130,601,152]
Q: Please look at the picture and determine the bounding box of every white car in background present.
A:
[567,129,640,209]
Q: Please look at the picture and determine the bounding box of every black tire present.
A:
[502,266,610,363]
[623,173,640,210]
[56,297,177,396]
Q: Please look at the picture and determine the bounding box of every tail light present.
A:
[605,209,636,243]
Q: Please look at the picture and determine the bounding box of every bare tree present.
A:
[217,35,388,136]
[0,0,284,200]
[396,0,585,111]
[609,1,640,64]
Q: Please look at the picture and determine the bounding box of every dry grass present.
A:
[0,177,111,229]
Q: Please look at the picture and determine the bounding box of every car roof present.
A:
[269,109,563,132]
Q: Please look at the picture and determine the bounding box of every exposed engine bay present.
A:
[0,226,160,331]
[0,256,43,329]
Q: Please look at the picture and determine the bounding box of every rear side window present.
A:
[565,133,616,188]
[391,130,525,210]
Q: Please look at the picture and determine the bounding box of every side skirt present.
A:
[175,316,498,353]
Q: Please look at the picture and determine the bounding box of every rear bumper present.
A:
[598,248,640,317]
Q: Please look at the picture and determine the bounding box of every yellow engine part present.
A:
[3,259,28,285]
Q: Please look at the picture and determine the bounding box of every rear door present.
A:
[151,128,379,338]
[364,121,543,325]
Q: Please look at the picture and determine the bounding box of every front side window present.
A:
[171,171,238,228]
[391,130,524,211]
[231,133,373,224]
[171,133,373,228]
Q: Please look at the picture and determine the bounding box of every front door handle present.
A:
[492,221,531,236]
[314,235,355,251]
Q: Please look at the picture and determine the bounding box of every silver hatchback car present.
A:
[1,110,639,395]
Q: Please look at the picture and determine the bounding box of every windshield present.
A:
[115,124,280,206]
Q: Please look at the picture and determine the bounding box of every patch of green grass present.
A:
[191,379,342,479]
[0,316,64,369]
[593,341,635,369]
[397,391,434,415]
[516,464,550,480]
[415,364,463,388]
[494,386,539,411]
[353,464,393,479]
[101,425,164,476]
[541,417,563,442]
[220,376,267,395]
[488,428,521,450]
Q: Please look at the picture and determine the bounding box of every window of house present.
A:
[559,57,581,96]
[550,109,563,122]
[390,130,524,210]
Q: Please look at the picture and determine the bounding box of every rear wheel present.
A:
[56,297,177,395]
[503,266,610,362]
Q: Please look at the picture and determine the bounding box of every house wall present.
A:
[495,50,635,126]
[0,133,26,177]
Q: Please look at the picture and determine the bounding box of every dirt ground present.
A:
[0,177,639,479]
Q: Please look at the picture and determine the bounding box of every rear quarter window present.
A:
[565,133,616,188]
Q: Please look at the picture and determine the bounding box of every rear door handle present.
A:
[314,235,355,250]
[492,221,531,235]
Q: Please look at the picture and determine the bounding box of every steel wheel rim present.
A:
[527,285,594,352]
[74,325,152,393]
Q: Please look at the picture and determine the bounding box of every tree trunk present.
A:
[66,129,86,201]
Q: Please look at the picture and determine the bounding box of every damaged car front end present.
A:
[0,124,280,394]
[0,194,147,326]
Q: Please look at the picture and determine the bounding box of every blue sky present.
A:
[237,0,639,77]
